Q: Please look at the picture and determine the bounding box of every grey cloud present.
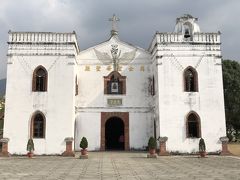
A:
[0,0,239,79]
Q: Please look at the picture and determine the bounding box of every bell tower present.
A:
[174,14,201,40]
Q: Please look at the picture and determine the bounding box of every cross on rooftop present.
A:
[109,14,120,36]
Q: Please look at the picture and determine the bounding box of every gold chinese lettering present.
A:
[129,66,134,71]
[107,65,112,71]
[85,66,90,71]
[96,66,101,71]
[140,66,144,72]
[107,99,122,106]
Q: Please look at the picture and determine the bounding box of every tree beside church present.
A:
[222,60,240,141]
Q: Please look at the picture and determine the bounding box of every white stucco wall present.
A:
[129,112,152,150]
[4,55,76,154]
[3,32,78,154]
[152,32,226,153]
[74,36,153,151]
[75,113,101,151]
[75,112,152,151]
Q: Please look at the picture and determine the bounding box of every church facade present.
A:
[3,15,227,155]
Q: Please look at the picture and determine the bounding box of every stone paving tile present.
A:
[0,152,240,180]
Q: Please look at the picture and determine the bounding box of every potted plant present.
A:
[80,137,88,157]
[199,138,206,157]
[148,136,157,156]
[27,138,34,158]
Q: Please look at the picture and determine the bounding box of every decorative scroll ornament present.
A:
[94,44,137,71]
[168,53,205,72]
[111,45,121,71]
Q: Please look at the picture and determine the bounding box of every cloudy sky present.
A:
[0,0,239,79]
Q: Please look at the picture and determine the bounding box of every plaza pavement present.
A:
[0,152,240,180]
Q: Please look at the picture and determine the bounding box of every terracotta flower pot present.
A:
[199,151,206,158]
[27,152,33,158]
[149,148,156,155]
[81,149,87,155]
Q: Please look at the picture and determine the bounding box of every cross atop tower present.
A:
[109,14,120,36]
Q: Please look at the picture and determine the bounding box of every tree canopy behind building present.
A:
[222,60,240,141]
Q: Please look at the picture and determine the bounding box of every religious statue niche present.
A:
[109,75,120,94]
[104,71,126,95]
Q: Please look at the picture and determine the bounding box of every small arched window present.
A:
[0,112,4,137]
[186,112,201,138]
[31,112,45,138]
[75,76,79,96]
[184,67,198,92]
[152,76,155,96]
[154,120,156,139]
[32,66,48,92]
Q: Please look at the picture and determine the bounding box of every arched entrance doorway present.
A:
[101,112,129,151]
[105,117,124,150]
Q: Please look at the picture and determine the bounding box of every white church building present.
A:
[2,14,227,155]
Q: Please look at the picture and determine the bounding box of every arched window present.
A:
[152,76,155,96]
[186,112,201,138]
[31,112,45,138]
[154,120,156,139]
[0,112,4,137]
[32,66,48,92]
[184,67,198,92]
[104,71,126,95]
[75,76,78,96]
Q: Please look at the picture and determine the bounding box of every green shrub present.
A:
[199,138,206,152]
[227,133,233,142]
[27,138,34,152]
[80,137,88,149]
[234,132,240,142]
[148,136,157,149]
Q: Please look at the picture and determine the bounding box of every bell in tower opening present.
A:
[174,14,201,41]
[184,24,191,38]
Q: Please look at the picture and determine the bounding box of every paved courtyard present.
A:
[0,152,240,180]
